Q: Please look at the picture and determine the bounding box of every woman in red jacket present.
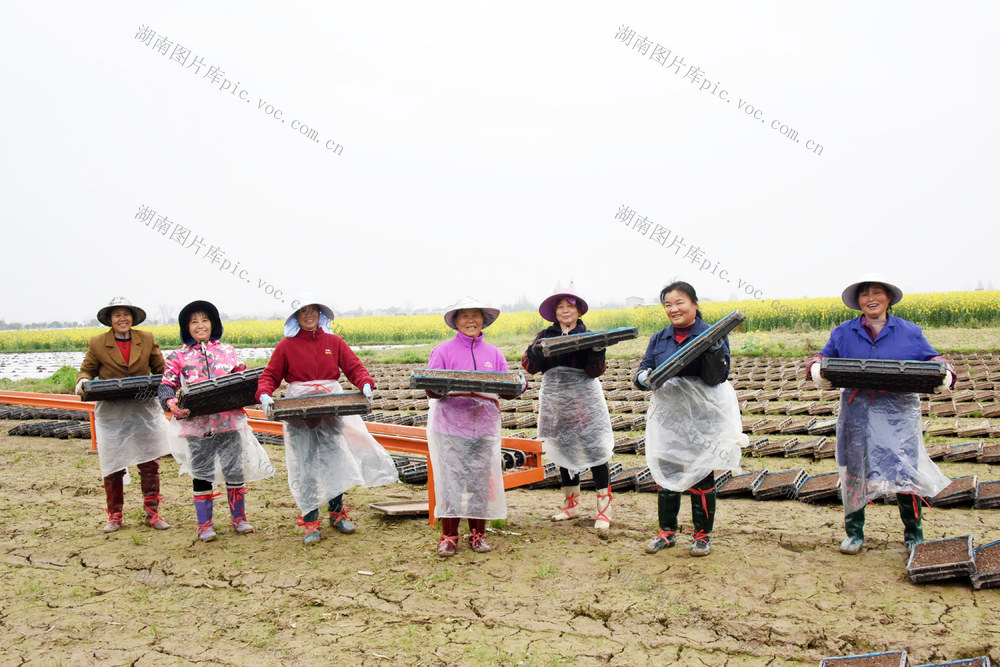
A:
[256,293,398,544]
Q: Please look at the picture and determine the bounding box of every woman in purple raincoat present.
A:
[806,274,953,555]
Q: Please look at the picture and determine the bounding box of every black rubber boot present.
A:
[646,489,681,553]
[328,494,356,534]
[690,489,716,557]
[840,507,865,554]
[897,493,923,551]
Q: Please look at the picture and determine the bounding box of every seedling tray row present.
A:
[536,327,638,357]
[410,369,524,396]
[821,358,946,394]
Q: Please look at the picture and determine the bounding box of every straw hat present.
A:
[841,273,903,310]
[443,297,500,330]
[96,297,146,327]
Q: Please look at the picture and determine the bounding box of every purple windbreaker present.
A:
[427,332,509,438]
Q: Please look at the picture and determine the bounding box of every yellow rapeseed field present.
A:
[1,291,997,352]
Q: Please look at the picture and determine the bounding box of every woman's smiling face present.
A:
[857,283,891,320]
[661,290,698,329]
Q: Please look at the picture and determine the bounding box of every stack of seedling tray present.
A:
[906,535,975,583]
[785,437,822,457]
[175,367,265,417]
[971,540,1000,590]
[268,391,371,420]
[751,437,786,457]
[795,472,842,504]
[535,327,638,357]
[820,652,909,667]
[527,462,561,489]
[410,369,524,395]
[610,466,644,492]
[634,466,658,493]
[913,658,992,667]
[978,443,1000,463]
[713,470,733,488]
[0,407,81,420]
[580,461,623,490]
[753,468,807,500]
[930,476,978,507]
[8,420,82,437]
[715,469,766,497]
[814,438,837,459]
[389,454,429,485]
[613,435,644,454]
[81,375,162,402]
[820,358,946,394]
[808,418,838,435]
[943,441,984,462]
[642,311,746,389]
[974,481,1000,509]
[52,422,91,439]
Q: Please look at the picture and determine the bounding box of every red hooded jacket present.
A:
[256,328,375,400]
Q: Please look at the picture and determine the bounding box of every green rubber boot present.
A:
[645,489,680,553]
[897,493,923,551]
[690,488,716,557]
[840,507,865,555]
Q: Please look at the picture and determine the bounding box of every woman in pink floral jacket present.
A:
[158,300,273,542]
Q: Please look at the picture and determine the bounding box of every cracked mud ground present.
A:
[1,429,999,665]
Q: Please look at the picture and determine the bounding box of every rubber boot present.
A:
[438,517,460,557]
[298,509,321,545]
[227,486,254,534]
[468,518,491,553]
[139,461,169,530]
[551,485,581,521]
[193,493,217,542]
[646,489,680,553]
[690,488,715,557]
[103,473,125,533]
[840,507,865,555]
[328,494,355,534]
[897,493,924,551]
[595,488,613,539]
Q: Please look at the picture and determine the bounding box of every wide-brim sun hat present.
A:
[538,289,589,323]
[178,300,223,345]
[97,297,147,327]
[443,297,500,330]
[284,292,336,337]
[841,273,903,310]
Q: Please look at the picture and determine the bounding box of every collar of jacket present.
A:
[850,314,896,343]
[103,328,140,366]
[452,331,484,347]
[663,316,708,341]
[545,320,588,337]
[294,327,327,340]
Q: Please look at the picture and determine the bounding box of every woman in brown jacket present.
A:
[76,297,172,532]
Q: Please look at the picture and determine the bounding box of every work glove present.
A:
[75,379,87,397]
[810,364,822,385]
[518,372,527,394]
[940,370,953,391]
[634,368,651,390]
[362,383,373,400]
[260,394,274,413]
[166,398,190,419]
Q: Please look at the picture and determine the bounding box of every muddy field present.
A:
[2,366,1000,665]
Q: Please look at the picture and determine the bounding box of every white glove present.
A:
[636,369,651,388]
[75,379,87,397]
[362,383,373,400]
[940,370,953,391]
[810,364,822,385]
[519,373,527,394]
[260,394,274,412]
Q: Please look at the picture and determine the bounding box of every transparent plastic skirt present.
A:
[94,398,172,478]
[168,415,275,486]
[427,396,506,520]
[644,377,745,492]
[537,367,614,474]
[281,380,398,514]
[836,389,949,514]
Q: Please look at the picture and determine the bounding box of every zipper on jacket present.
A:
[200,342,213,379]
[470,336,477,370]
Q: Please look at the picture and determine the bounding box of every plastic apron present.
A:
[94,398,172,478]
[836,389,950,514]
[537,366,614,474]
[168,415,275,486]
[427,395,506,520]
[280,380,398,514]
[644,377,745,492]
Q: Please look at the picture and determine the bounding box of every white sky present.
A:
[1,2,997,323]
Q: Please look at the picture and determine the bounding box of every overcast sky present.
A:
[1,2,997,323]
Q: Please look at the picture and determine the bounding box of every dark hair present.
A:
[659,281,702,320]
[855,282,893,313]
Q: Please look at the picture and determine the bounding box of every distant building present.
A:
[625,296,644,308]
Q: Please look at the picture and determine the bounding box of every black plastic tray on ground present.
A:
[643,311,746,390]
[268,392,371,420]
[753,469,807,500]
[971,540,1000,590]
[715,469,766,497]
[410,369,524,396]
[796,472,842,504]
[537,327,638,358]
[913,658,991,667]
[930,476,978,508]
[820,652,909,667]
[906,535,975,584]
[81,375,162,402]
[176,367,265,417]
[821,358,946,394]
[974,481,1000,509]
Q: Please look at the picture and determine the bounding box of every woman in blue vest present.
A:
[806,274,953,555]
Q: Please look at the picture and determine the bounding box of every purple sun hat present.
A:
[538,289,589,323]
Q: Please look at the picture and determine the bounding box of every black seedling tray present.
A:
[906,535,974,583]
[715,469,767,497]
[644,311,745,390]
[820,651,909,667]
[268,391,371,420]
[176,368,265,417]
[537,327,638,357]
[821,358,946,394]
[796,472,842,504]
[410,369,524,396]
[753,469,807,500]
[81,375,162,402]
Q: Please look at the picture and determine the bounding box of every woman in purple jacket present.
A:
[806,274,952,554]
[425,298,523,557]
